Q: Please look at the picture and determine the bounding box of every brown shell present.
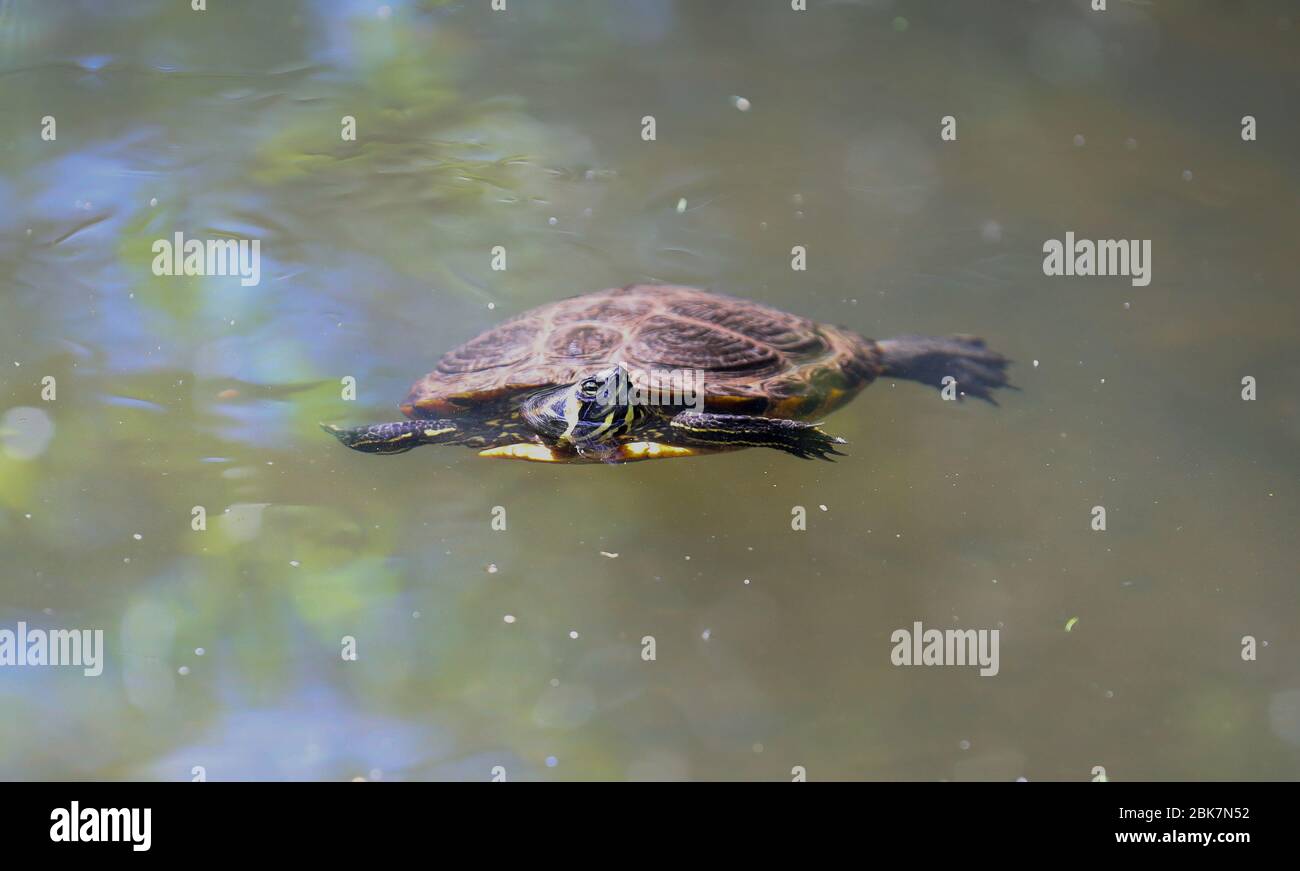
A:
[402,285,883,420]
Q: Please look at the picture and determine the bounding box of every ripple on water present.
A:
[97,394,167,413]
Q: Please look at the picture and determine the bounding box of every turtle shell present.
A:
[402,284,883,420]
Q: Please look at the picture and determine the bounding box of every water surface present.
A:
[1,0,1298,780]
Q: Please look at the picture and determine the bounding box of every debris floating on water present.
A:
[599,551,619,559]
[1065,616,1079,632]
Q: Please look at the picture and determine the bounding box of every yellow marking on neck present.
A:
[479,443,565,463]
[558,391,582,444]
[585,410,617,441]
[422,427,455,438]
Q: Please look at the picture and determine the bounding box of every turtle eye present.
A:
[579,378,601,398]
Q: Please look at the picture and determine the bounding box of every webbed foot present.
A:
[877,334,1013,404]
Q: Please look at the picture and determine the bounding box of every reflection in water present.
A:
[0,0,1297,781]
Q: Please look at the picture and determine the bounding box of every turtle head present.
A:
[521,364,645,449]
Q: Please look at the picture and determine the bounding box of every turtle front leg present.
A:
[320,420,462,455]
[665,411,847,461]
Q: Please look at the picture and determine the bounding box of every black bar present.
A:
[4,782,1282,857]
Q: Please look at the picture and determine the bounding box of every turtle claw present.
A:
[788,426,847,462]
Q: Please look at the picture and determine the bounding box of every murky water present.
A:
[2,1,1297,781]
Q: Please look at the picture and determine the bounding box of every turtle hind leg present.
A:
[876,334,1013,404]
[667,412,846,461]
[320,420,461,455]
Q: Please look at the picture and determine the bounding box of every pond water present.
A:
[1,0,1297,780]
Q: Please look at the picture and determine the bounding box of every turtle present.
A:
[321,284,1011,463]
